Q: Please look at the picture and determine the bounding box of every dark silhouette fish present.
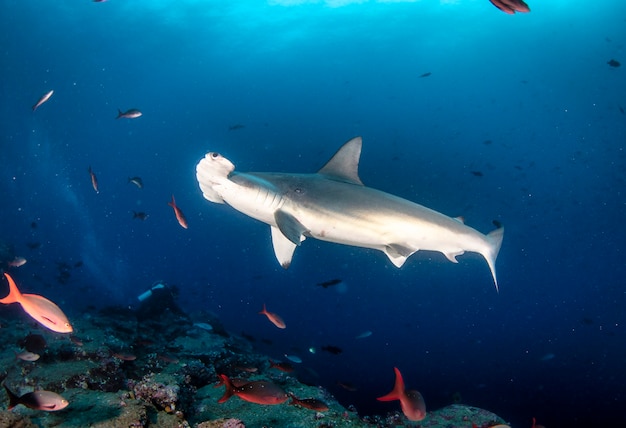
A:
[321,345,343,355]
[489,0,530,14]
[132,211,149,221]
[419,72,431,78]
[470,171,484,177]
[229,124,245,131]
[317,278,343,288]
[607,59,621,68]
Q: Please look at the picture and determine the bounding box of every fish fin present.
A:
[483,225,504,292]
[2,383,19,410]
[317,137,364,185]
[444,250,465,263]
[384,244,415,268]
[0,273,22,304]
[217,374,234,403]
[196,152,235,203]
[271,226,298,269]
[274,210,308,246]
[454,216,465,224]
[377,367,405,402]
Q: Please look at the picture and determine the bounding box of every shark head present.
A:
[196,152,235,203]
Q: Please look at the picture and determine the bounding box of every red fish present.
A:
[0,273,73,333]
[32,90,54,112]
[377,367,426,421]
[116,108,142,119]
[259,303,286,329]
[88,166,99,193]
[288,393,329,411]
[269,359,294,373]
[489,0,530,14]
[168,195,188,229]
[217,374,287,405]
[3,384,69,411]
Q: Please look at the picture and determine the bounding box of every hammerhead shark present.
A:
[196,137,504,290]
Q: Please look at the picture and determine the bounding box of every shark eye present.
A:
[211,153,220,159]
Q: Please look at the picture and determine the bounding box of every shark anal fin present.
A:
[270,226,298,269]
[317,137,364,185]
[384,244,416,268]
[274,210,308,246]
[444,250,465,263]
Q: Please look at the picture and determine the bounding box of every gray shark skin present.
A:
[196,137,504,291]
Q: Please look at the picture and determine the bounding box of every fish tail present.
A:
[217,374,234,403]
[116,109,123,119]
[3,383,19,410]
[0,273,22,304]
[483,225,504,292]
[168,194,175,208]
[377,367,405,402]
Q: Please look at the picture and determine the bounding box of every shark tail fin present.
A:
[483,225,504,292]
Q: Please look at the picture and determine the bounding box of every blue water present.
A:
[1,1,625,427]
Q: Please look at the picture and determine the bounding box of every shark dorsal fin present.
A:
[317,137,364,185]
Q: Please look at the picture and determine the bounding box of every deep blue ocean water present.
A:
[1,1,625,427]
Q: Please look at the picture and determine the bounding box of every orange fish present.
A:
[288,393,329,411]
[168,195,188,229]
[88,166,99,193]
[377,367,426,421]
[3,384,69,411]
[0,273,73,333]
[259,303,286,329]
[217,374,287,405]
[32,90,54,112]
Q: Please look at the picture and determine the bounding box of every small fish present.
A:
[355,330,372,339]
[8,257,27,268]
[607,59,621,68]
[32,90,54,112]
[88,166,99,193]
[3,384,69,411]
[336,381,357,392]
[470,171,484,177]
[284,354,302,363]
[619,105,625,115]
[168,195,188,229]
[26,242,41,250]
[269,359,294,372]
[0,273,73,333]
[128,176,143,189]
[15,351,40,362]
[288,393,329,411]
[377,367,426,421]
[116,108,142,119]
[259,304,286,329]
[316,278,343,289]
[228,124,245,131]
[69,335,84,346]
[419,72,431,78]
[488,0,530,14]
[217,374,288,405]
[132,211,149,221]
[157,354,179,364]
[19,333,47,353]
[321,345,342,355]
[112,352,137,361]
[193,322,213,331]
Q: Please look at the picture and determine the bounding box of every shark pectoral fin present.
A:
[271,226,298,269]
[444,250,465,263]
[274,210,308,246]
[384,244,416,268]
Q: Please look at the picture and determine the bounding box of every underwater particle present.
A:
[607,59,621,67]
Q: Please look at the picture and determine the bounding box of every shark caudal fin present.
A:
[483,225,504,292]
[196,152,236,203]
